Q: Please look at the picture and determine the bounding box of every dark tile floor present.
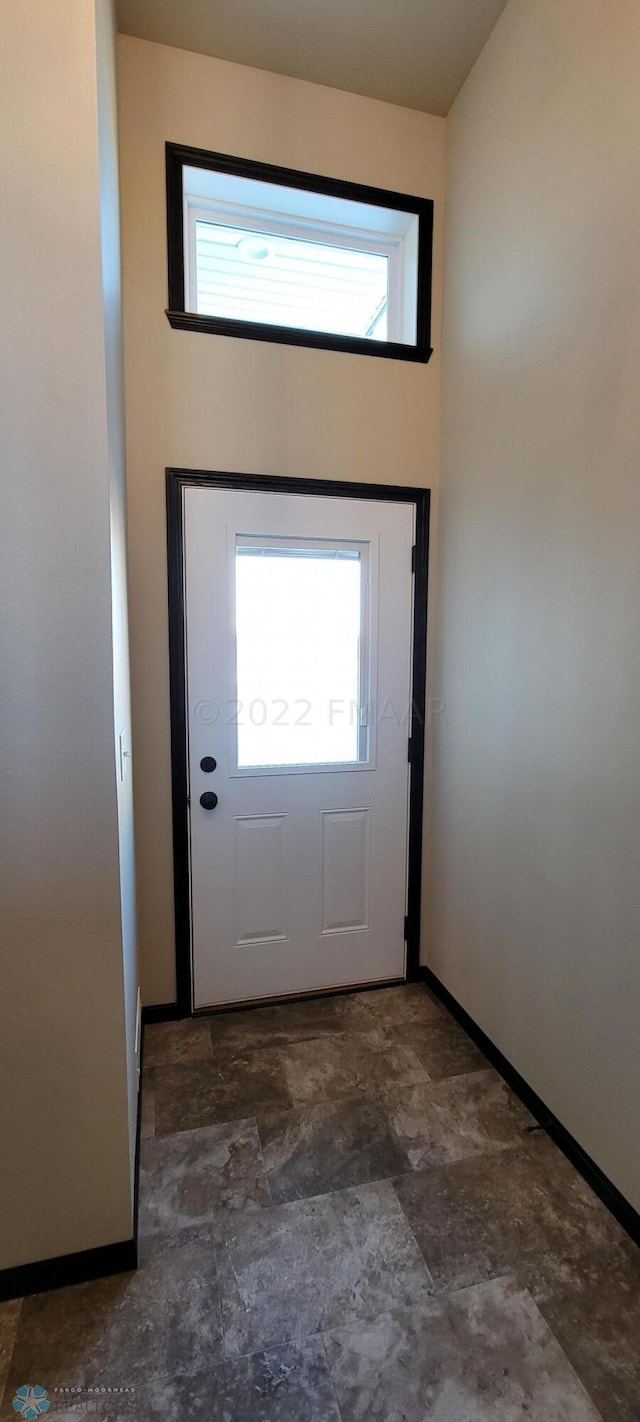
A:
[3,983,640,1420]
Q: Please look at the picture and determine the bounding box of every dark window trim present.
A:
[166,468,430,1016]
[165,143,434,363]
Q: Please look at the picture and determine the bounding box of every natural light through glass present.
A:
[196,221,389,339]
[235,544,363,768]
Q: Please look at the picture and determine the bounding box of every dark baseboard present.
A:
[141,1001,181,1024]
[132,1001,145,1251]
[0,1238,137,1303]
[0,1031,147,1305]
[421,966,640,1249]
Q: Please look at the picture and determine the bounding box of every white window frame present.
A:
[184,195,407,343]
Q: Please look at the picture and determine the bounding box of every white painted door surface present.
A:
[184,486,415,1009]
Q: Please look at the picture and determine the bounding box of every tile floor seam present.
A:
[0,1298,23,1408]
[524,1308,608,1422]
[149,1112,266,1142]
[386,1132,542,1184]
[211,1236,227,1366]
[320,1329,347,1422]
[141,1112,262,1141]
[253,1117,275,1208]
[214,1172,416,1222]
[256,1158,420,1205]
[185,1328,337,1371]
[525,1317,608,1422]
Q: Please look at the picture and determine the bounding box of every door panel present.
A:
[234,814,287,945]
[184,487,414,1008]
[320,809,371,934]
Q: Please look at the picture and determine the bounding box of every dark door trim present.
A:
[166,468,430,1017]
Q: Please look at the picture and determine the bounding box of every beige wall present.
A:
[432,0,640,1209]
[96,0,139,1188]
[117,37,444,1004]
[0,0,136,1267]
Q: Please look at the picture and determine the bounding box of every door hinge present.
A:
[404,914,410,942]
[407,735,412,763]
[411,544,416,574]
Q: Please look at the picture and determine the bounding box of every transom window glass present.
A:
[234,537,369,769]
[166,144,434,361]
[195,221,389,340]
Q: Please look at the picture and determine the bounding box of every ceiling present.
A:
[116,0,509,117]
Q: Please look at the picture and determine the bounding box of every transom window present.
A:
[166,144,434,362]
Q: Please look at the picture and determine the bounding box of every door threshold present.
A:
[192,976,407,1017]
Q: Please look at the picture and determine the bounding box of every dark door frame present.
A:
[166,468,430,1017]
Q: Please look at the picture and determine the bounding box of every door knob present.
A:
[200,756,217,772]
[199,791,218,811]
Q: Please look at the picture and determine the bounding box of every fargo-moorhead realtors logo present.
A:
[11,1386,51,1419]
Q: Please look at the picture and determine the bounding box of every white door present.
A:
[184,486,415,1009]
